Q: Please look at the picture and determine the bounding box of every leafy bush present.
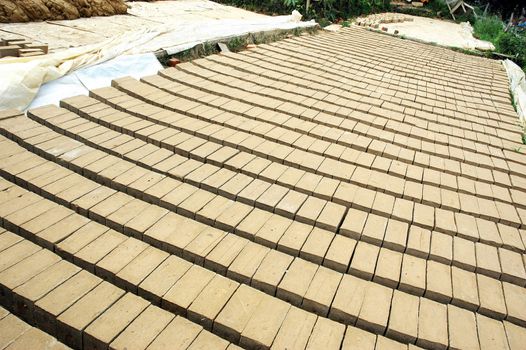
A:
[473,16,526,70]
[473,16,504,42]
[213,0,390,20]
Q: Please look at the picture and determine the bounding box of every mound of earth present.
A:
[0,0,128,23]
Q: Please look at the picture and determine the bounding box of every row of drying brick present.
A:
[14,108,526,288]
[0,228,237,350]
[150,65,524,175]
[234,36,516,131]
[187,51,513,141]
[0,304,69,350]
[320,28,510,104]
[0,177,427,350]
[190,46,518,142]
[0,162,523,350]
[336,28,509,90]
[1,123,525,335]
[154,64,523,181]
[71,88,526,234]
[18,105,526,283]
[0,157,524,349]
[60,92,526,233]
[156,63,525,194]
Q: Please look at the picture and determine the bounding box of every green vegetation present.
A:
[213,0,390,23]
[472,16,526,70]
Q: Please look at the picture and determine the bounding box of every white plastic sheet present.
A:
[503,59,526,124]
[0,11,315,111]
[28,53,163,110]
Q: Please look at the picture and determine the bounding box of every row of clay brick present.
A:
[0,179,424,350]
[326,28,511,94]
[0,168,524,350]
[169,55,521,165]
[290,32,509,107]
[5,111,526,290]
[292,29,512,110]
[153,65,525,187]
[138,71,526,185]
[189,52,512,137]
[226,39,519,143]
[30,104,526,273]
[58,91,526,236]
[116,74,526,215]
[0,304,69,350]
[9,109,526,287]
[1,134,524,331]
[0,230,237,350]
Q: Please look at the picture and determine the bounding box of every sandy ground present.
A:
[0,0,266,53]
[375,14,494,50]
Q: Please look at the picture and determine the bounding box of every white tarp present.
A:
[28,53,163,110]
[0,10,315,111]
[503,59,526,124]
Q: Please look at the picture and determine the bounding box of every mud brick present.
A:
[299,227,333,264]
[452,236,476,271]
[476,313,510,349]
[147,316,202,349]
[340,208,368,239]
[305,317,345,350]
[417,298,448,350]
[429,232,452,264]
[83,293,149,349]
[383,219,408,252]
[477,274,507,320]
[56,281,124,348]
[386,290,419,343]
[277,258,318,306]
[356,282,393,334]
[448,305,479,350]
[504,321,526,350]
[162,265,215,316]
[399,254,426,296]
[374,248,402,288]
[330,274,368,324]
[239,296,290,349]
[502,282,526,326]
[227,242,269,284]
[34,270,101,335]
[110,304,174,349]
[475,243,502,278]
[342,326,377,349]
[324,234,356,273]
[302,265,342,316]
[498,248,526,286]
[360,213,387,245]
[213,284,265,343]
[272,307,316,350]
[251,249,293,295]
[349,241,380,281]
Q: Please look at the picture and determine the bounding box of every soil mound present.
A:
[0,0,128,23]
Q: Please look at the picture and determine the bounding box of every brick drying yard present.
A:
[0,26,525,349]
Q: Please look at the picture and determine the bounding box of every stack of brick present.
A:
[0,37,48,58]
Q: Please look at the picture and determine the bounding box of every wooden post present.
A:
[306,0,310,13]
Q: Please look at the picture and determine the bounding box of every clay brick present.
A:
[340,208,368,239]
[477,274,507,320]
[448,304,479,350]
[349,241,380,281]
[302,265,342,316]
[387,290,419,343]
[251,249,293,295]
[399,254,426,296]
[214,284,265,343]
[502,282,526,326]
[330,274,368,324]
[272,307,316,350]
[277,258,318,306]
[417,298,448,350]
[356,282,393,334]
[342,326,376,350]
[476,313,509,349]
[147,316,202,349]
[374,248,402,288]
[305,317,345,350]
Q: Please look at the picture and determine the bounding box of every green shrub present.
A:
[212,0,390,20]
[473,15,504,42]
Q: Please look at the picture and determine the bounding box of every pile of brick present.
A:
[355,13,413,28]
[0,37,47,58]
